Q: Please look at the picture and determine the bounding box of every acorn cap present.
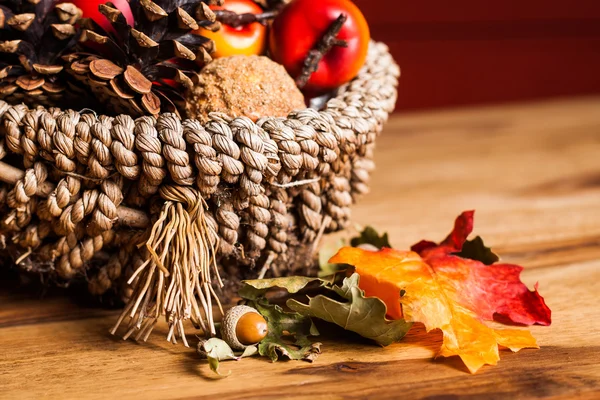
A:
[221,305,262,350]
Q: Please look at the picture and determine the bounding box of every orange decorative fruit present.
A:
[194,0,267,59]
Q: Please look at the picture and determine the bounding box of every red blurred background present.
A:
[353,0,600,111]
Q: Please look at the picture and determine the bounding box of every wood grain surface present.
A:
[1,98,600,399]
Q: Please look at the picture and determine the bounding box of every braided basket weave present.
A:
[0,42,398,313]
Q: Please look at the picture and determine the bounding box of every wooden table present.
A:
[1,97,599,399]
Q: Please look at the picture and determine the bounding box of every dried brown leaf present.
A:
[90,59,124,80]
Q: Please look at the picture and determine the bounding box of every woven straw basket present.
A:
[0,41,398,339]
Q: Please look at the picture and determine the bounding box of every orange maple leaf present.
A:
[329,211,551,373]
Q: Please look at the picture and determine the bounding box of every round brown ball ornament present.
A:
[185,55,306,122]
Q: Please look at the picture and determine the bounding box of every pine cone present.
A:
[0,1,83,108]
[64,0,221,118]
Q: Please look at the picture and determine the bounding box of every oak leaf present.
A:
[453,235,499,265]
[287,273,412,346]
[239,276,328,300]
[251,300,322,362]
[329,211,551,373]
[350,226,391,249]
[197,338,258,377]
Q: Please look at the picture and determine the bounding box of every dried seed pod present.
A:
[0,2,83,108]
[221,305,268,350]
[50,23,76,40]
[109,78,135,99]
[7,13,35,31]
[55,3,83,24]
[61,0,219,117]
[32,64,63,75]
[89,60,124,80]
[141,92,161,115]
[16,76,44,91]
[140,0,168,22]
[42,81,65,93]
[124,66,153,94]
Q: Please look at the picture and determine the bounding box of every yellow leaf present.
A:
[330,246,540,373]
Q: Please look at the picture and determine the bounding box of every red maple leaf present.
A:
[330,211,552,372]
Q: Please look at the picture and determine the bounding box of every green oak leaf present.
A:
[197,338,258,377]
[251,300,321,362]
[240,276,330,301]
[259,334,321,362]
[454,235,500,265]
[350,226,391,249]
[287,273,412,346]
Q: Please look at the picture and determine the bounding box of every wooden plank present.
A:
[0,261,597,400]
[1,98,600,399]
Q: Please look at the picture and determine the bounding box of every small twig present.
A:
[214,9,279,28]
[15,247,32,265]
[295,13,348,88]
[271,177,320,188]
[61,170,105,183]
[311,215,332,255]
[257,252,276,279]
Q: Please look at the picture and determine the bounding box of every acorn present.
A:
[221,305,268,350]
